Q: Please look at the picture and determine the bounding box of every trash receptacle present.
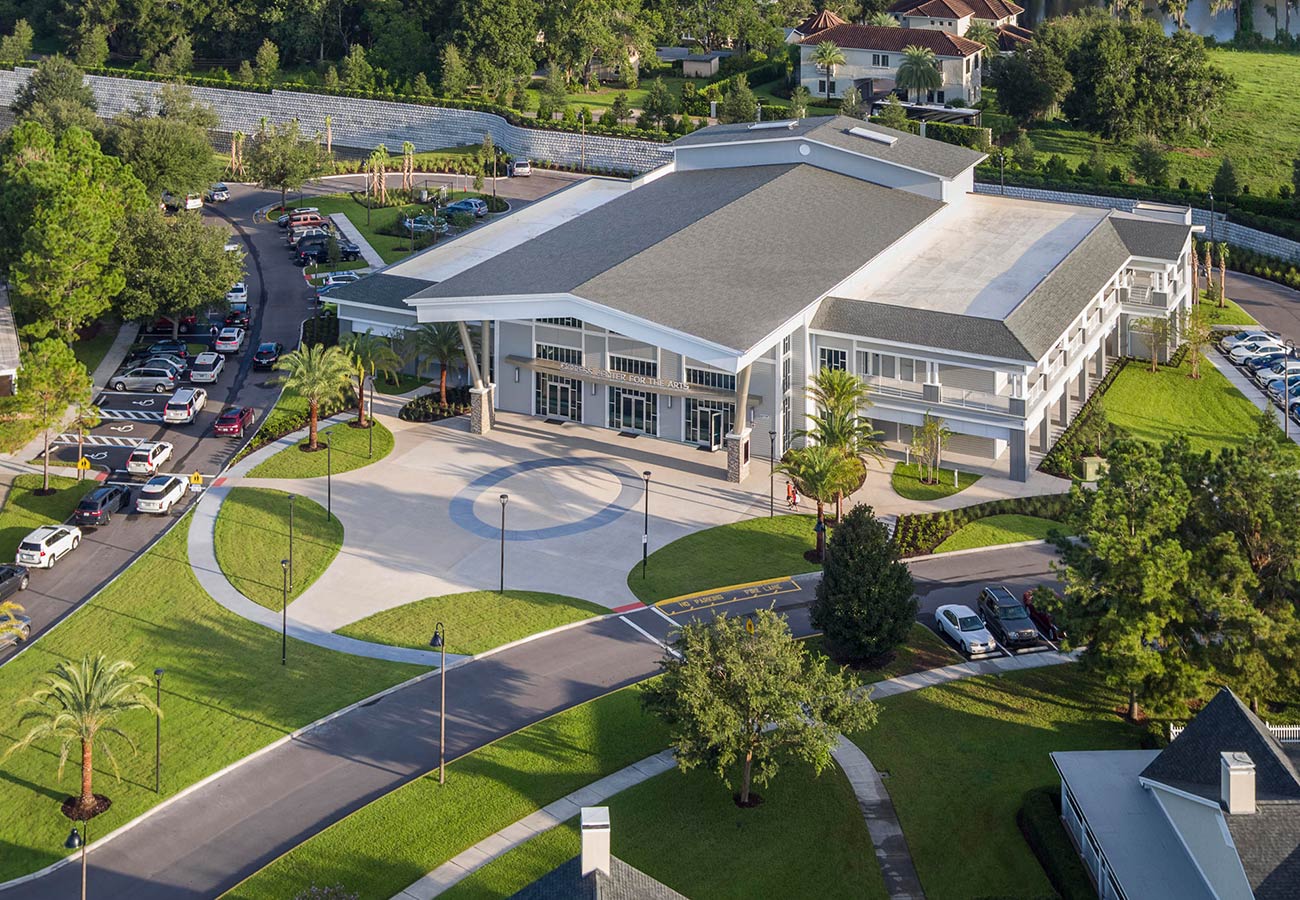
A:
[1080,456,1106,481]
[419,188,429,203]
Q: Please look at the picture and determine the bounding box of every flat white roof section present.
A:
[748,120,799,131]
[835,194,1109,320]
[848,126,898,146]
[382,177,636,285]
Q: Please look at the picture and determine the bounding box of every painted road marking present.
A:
[650,606,678,629]
[108,424,135,433]
[99,409,164,421]
[619,615,681,659]
[54,434,145,448]
[656,577,802,617]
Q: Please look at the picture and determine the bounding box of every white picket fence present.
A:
[1168,721,1300,742]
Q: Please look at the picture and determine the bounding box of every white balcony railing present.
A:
[865,377,925,400]
[941,387,1014,413]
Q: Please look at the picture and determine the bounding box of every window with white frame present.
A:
[686,367,736,391]
[609,355,657,377]
[818,347,847,371]
[537,317,582,329]
[872,53,890,67]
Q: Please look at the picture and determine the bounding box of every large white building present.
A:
[330,115,1194,483]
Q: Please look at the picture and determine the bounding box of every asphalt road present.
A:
[0,185,314,664]
[2,543,1058,899]
[1225,270,1300,344]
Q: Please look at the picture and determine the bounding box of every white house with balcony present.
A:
[327,115,1192,484]
[796,24,984,105]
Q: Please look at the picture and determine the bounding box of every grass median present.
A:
[0,473,97,559]
[934,514,1064,553]
[852,665,1142,899]
[213,487,343,610]
[335,590,606,655]
[804,623,961,685]
[890,462,981,501]
[627,514,821,605]
[0,514,425,882]
[248,419,394,479]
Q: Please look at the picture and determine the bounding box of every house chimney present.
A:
[580,806,611,877]
[1220,752,1256,815]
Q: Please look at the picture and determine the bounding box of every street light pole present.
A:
[998,151,1005,195]
[153,668,164,793]
[498,494,508,592]
[768,431,776,518]
[1209,191,1215,243]
[326,434,332,522]
[641,471,651,579]
[289,493,295,591]
[430,623,447,785]
[368,380,374,458]
[65,821,88,900]
[281,559,289,666]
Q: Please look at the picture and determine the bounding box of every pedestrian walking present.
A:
[209,323,219,341]
[787,482,798,511]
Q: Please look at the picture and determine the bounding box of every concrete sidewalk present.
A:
[329,212,387,268]
[1206,351,1300,446]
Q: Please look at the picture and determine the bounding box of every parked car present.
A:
[150,339,191,359]
[322,272,362,287]
[74,485,132,526]
[206,182,230,202]
[0,564,30,600]
[144,354,189,378]
[225,306,251,328]
[1246,352,1290,377]
[224,237,241,253]
[16,525,81,569]
[163,387,207,424]
[444,198,489,218]
[1259,360,1300,389]
[1230,340,1287,364]
[214,327,246,353]
[252,342,284,369]
[188,351,225,384]
[126,441,173,475]
[1022,589,1066,642]
[112,366,177,393]
[162,191,203,211]
[977,585,1040,647]
[934,604,997,656]
[399,215,448,235]
[296,240,361,265]
[226,282,248,305]
[0,608,30,646]
[1220,329,1276,351]
[510,159,532,177]
[277,207,318,228]
[148,314,197,334]
[288,226,332,247]
[214,406,256,437]
[136,475,185,515]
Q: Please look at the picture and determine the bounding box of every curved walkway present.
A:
[393,648,1077,900]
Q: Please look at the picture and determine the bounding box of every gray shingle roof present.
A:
[1109,215,1193,260]
[328,273,435,311]
[413,163,942,351]
[1225,803,1300,900]
[669,115,985,180]
[509,856,687,900]
[812,300,1033,361]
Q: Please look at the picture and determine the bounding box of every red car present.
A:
[214,406,255,437]
[1022,589,1066,642]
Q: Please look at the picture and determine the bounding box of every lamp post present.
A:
[768,430,776,518]
[325,433,332,522]
[498,494,508,592]
[997,151,1006,195]
[430,623,447,785]
[64,822,88,900]
[641,471,651,579]
[280,559,289,666]
[288,493,295,591]
[1208,191,1215,243]
[153,668,164,794]
[368,379,374,458]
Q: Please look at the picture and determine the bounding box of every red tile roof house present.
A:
[797,23,985,105]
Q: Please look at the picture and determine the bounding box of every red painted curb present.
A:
[611,602,646,613]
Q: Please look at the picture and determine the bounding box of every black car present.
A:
[1246,351,1289,372]
[295,239,361,266]
[0,564,30,602]
[252,341,285,369]
[150,339,190,359]
[74,484,132,526]
[977,586,1040,647]
[225,307,251,328]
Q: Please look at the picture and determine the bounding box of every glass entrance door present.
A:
[620,394,646,432]
[709,410,724,448]
[546,379,573,419]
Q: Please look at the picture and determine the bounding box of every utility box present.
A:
[1080,456,1106,481]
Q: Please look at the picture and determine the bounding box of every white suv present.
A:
[16,525,82,569]
[164,388,207,424]
[127,441,173,476]
[136,476,185,514]
[188,352,225,384]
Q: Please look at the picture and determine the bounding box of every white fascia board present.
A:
[1138,777,1225,811]
[332,298,419,319]
[809,324,1037,371]
[407,293,748,373]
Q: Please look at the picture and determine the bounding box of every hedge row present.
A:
[1039,358,1130,478]
[398,387,471,421]
[924,120,993,150]
[1208,242,1300,291]
[892,493,1071,557]
[1016,787,1096,900]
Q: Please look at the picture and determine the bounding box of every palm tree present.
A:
[811,41,847,103]
[865,11,899,26]
[895,45,943,104]
[4,656,160,816]
[275,344,353,450]
[963,22,999,57]
[776,443,859,559]
[801,367,884,521]
[1216,242,1230,309]
[340,330,401,427]
[1160,0,1190,28]
[409,323,467,404]
[0,598,26,644]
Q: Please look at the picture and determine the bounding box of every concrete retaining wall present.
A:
[973,182,1300,264]
[0,67,674,174]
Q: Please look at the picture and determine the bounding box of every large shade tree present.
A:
[19,341,95,492]
[245,120,330,211]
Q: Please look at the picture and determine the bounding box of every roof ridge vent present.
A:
[747,119,798,131]
[848,126,898,146]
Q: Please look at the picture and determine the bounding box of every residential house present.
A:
[887,0,1033,53]
[796,24,985,105]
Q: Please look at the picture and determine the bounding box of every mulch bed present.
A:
[62,794,111,822]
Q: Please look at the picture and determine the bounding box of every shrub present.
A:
[398,387,471,421]
[1039,360,1130,478]
[892,494,1071,557]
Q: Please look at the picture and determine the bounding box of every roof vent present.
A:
[1220,752,1256,815]
[848,126,898,146]
[747,119,798,131]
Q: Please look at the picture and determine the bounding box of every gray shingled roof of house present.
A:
[669,115,985,180]
[328,273,435,311]
[811,301,1032,361]
[1225,803,1300,899]
[509,856,687,900]
[411,163,942,351]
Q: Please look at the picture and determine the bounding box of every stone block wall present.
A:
[0,68,674,174]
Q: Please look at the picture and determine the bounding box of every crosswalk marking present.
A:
[98,410,165,422]
[54,434,146,448]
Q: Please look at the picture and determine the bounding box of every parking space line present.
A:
[649,606,678,629]
[618,615,681,659]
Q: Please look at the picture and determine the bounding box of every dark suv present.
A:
[74,485,132,526]
[977,586,1040,647]
[295,239,361,266]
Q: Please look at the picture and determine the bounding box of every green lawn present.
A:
[0,473,97,561]
[225,686,671,900]
[890,462,981,501]
[335,591,607,655]
[248,419,394,479]
[287,193,501,265]
[1200,291,1257,327]
[213,487,343,611]
[628,514,821,604]
[853,666,1142,899]
[804,622,962,685]
[72,325,118,375]
[934,514,1064,553]
[0,515,425,882]
[444,760,886,900]
[1105,357,1299,459]
[523,76,688,116]
[372,372,427,395]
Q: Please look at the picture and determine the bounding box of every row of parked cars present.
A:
[1220,330,1300,420]
[934,586,1063,657]
[276,209,363,266]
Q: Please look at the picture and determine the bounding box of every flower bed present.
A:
[398,387,471,422]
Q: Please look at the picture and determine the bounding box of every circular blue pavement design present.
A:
[449,458,643,542]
